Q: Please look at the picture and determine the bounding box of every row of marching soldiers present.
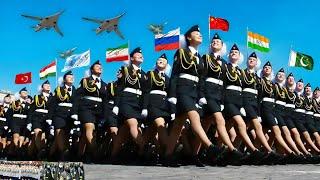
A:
[1,25,320,167]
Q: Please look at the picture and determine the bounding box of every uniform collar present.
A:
[246,68,255,73]
[19,98,26,103]
[3,103,10,107]
[92,74,101,81]
[132,64,141,71]
[42,92,50,98]
[188,46,198,55]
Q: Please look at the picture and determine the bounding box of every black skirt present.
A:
[260,101,278,128]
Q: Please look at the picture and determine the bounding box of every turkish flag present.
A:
[209,16,229,31]
[15,72,32,84]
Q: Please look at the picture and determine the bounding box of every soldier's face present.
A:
[188,31,202,45]
[4,97,11,104]
[20,91,28,98]
[156,58,167,71]
[314,90,320,98]
[211,39,222,52]
[276,72,285,82]
[287,76,295,86]
[263,66,271,76]
[132,53,143,64]
[296,82,304,91]
[229,50,240,63]
[42,84,50,92]
[305,87,312,95]
[92,64,102,75]
[247,57,257,69]
[64,75,74,84]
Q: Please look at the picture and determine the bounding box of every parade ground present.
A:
[84,164,320,180]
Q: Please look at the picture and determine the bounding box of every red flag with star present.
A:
[209,16,229,31]
[15,72,32,84]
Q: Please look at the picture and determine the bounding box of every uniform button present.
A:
[68,109,70,112]
[137,95,140,98]
[94,104,98,107]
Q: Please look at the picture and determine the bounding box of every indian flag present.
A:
[289,50,314,70]
[106,43,129,62]
[247,31,270,53]
[40,61,56,80]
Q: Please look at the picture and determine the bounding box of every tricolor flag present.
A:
[209,16,229,31]
[289,50,314,70]
[15,72,32,84]
[40,61,56,80]
[62,50,90,72]
[106,43,129,62]
[155,28,180,51]
[247,31,270,53]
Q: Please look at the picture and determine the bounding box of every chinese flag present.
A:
[209,16,229,31]
[15,72,32,84]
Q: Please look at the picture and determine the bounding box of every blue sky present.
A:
[0,0,319,94]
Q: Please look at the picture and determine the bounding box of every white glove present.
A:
[257,116,262,123]
[240,108,246,117]
[112,106,119,115]
[71,114,78,121]
[4,126,8,130]
[195,103,202,109]
[141,109,148,118]
[171,113,175,121]
[168,97,177,105]
[74,121,81,125]
[50,128,54,136]
[198,98,207,106]
[220,104,225,111]
[46,119,52,125]
[27,123,32,131]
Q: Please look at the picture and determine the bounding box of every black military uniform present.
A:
[223,44,243,119]
[169,25,204,116]
[143,53,172,122]
[273,68,288,127]
[104,81,119,127]
[7,87,30,136]
[50,71,79,130]
[304,83,318,133]
[201,33,227,115]
[116,47,147,121]
[0,95,10,138]
[292,80,308,132]
[241,52,260,122]
[259,62,278,128]
[77,61,107,124]
[312,87,320,132]
[284,73,297,129]
[29,80,52,132]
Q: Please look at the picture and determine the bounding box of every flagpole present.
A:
[246,27,249,59]
[287,44,293,74]
[55,58,58,87]
[208,14,211,44]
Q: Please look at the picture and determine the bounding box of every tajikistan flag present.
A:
[40,60,56,80]
[106,43,129,62]
[289,50,314,70]
[247,31,270,53]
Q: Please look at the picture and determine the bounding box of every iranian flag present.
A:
[40,60,57,80]
[106,43,129,62]
[289,50,314,70]
[247,31,270,53]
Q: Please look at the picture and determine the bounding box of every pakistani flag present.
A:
[289,50,314,70]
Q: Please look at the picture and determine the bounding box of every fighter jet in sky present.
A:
[82,12,125,39]
[21,10,64,36]
[148,22,167,35]
[59,47,77,59]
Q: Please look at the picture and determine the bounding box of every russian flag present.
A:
[155,28,180,51]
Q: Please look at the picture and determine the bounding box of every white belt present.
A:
[0,117,6,122]
[226,85,242,92]
[179,73,199,82]
[150,90,167,96]
[35,109,48,113]
[58,103,73,107]
[306,111,314,115]
[295,109,305,113]
[243,88,258,95]
[123,88,142,95]
[285,104,295,108]
[206,77,223,86]
[84,96,102,102]
[314,114,320,118]
[108,100,114,105]
[262,97,275,103]
[13,114,27,119]
[275,100,286,106]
